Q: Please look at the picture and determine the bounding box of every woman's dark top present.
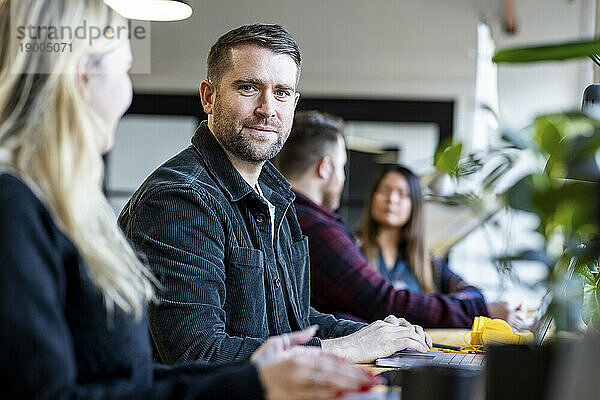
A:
[0,173,264,399]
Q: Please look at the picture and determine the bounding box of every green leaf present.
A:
[532,113,600,179]
[564,133,600,182]
[574,259,598,282]
[534,116,563,156]
[582,289,596,322]
[584,282,600,329]
[493,38,600,63]
[434,142,463,176]
[545,181,598,235]
[592,312,600,330]
[507,174,549,214]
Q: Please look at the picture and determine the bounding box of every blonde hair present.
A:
[358,166,435,293]
[0,0,154,318]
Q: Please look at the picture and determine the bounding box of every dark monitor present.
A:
[582,83,600,112]
[581,84,600,231]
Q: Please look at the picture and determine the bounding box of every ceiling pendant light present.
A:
[104,0,193,22]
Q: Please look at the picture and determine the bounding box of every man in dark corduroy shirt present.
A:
[119,24,431,365]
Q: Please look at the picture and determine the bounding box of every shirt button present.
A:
[255,213,265,223]
[274,277,281,288]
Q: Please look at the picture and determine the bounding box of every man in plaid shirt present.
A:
[277,110,492,328]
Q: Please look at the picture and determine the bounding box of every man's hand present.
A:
[321,315,432,363]
[488,301,526,330]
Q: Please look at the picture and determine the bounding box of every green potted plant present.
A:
[431,37,600,400]
[434,37,600,333]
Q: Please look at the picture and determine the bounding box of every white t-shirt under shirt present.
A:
[255,183,275,243]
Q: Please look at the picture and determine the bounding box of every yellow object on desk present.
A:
[465,316,533,346]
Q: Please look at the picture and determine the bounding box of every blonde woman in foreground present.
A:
[0,1,378,398]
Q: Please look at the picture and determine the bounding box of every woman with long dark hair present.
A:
[358,166,521,325]
[0,1,377,398]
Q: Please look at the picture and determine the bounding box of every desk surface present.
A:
[428,328,469,347]
[361,328,469,374]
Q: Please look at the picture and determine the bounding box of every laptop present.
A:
[375,314,554,369]
[375,282,565,370]
[375,346,485,370]
[375,255,579,370]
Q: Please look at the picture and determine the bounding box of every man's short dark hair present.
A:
[207,24,301,85]
[276,110,345,180]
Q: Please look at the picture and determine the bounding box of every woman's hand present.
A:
[251,325,319,366]
[256,347,378,400]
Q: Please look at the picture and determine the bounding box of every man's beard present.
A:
[322,178,344,211]
[212,103,289,164]
[322,189,342,211]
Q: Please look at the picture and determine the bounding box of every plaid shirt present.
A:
[294,191,489,328]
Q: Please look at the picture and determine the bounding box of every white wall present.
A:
[491,0,595,130]
[106,115,198,213]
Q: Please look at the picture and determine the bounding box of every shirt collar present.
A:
[191,121,294,203]
[292,189,341,222]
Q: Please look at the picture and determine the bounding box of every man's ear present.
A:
[316,156,332,180]
[294,92,300,108]
[199,79,216,115]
